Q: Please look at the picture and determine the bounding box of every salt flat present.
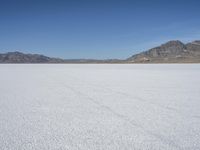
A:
[0,64,200,150]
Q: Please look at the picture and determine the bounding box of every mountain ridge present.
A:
[0,40,200,63]
[0,51,65,63]
[0,51,124,63]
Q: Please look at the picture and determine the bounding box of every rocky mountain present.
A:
[1,40,200,63]
[127,40,200,63]
[0,51,64,63]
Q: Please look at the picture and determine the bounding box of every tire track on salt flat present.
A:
[57,79,181,150]
[60,73,188,118]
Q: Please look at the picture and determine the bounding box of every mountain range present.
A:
[0,40,200,63]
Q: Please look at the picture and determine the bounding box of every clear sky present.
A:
[0,0,200,59]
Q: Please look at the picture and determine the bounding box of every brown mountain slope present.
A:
[127,40,200,63]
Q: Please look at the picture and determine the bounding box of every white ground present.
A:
[0,64,200,150]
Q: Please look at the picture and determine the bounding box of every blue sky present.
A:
[0,0,200,59]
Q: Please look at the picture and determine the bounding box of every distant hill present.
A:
[1,40,200,63]
[0,51,124,63]
[0,51,64,63]
[127,40,200,63]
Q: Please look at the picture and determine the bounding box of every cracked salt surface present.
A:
[0,64,200,150]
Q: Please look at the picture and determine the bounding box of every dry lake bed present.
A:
[0,64,200,150]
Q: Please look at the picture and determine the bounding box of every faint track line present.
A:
[60,80,181,149]
[49,73,182,149]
